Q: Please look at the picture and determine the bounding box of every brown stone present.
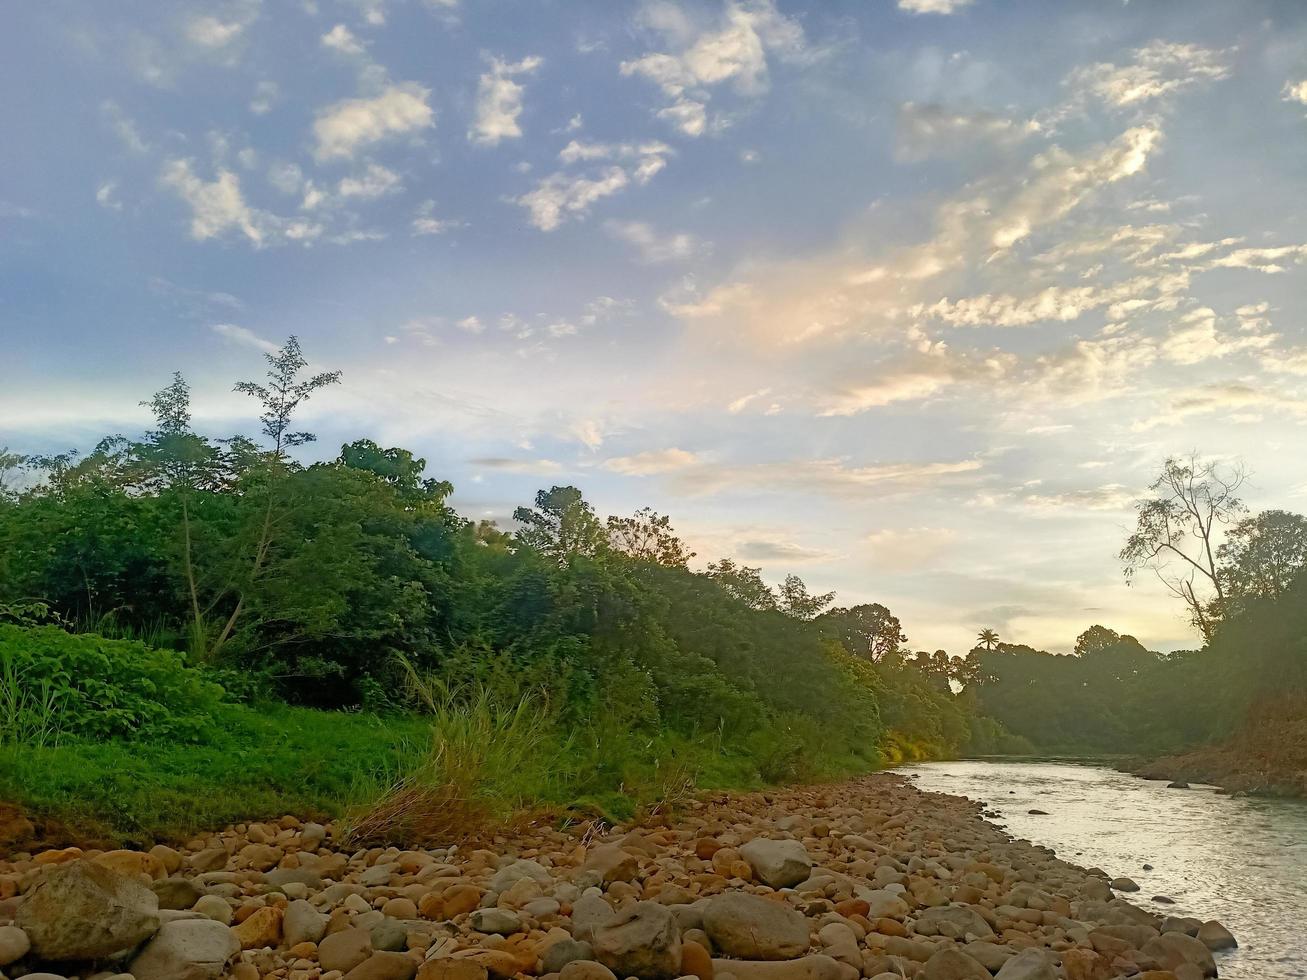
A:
[417,960,490,980]
[681,940,713,980]
[345,950,420,979]
[1062,948,1114,980]
[231,906,284,950]
[93,849,167,880]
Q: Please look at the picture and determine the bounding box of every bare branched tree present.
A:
[1120,452,1246,641]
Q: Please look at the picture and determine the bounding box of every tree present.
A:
[607,507,695,566]
[705,558,777,611]
[776,574,836,620]
[513,486,607,562]
[214,337,342,656]
[234,335,342,459]
[0,447,24,501]
[815,603,907,661]
[976,628,1000,650]
[1120,453,1246,641]
[1216,510,1307,610]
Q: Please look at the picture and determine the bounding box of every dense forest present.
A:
[2,339,1304,837]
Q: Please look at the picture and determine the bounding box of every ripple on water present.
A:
[898,760,1307,980]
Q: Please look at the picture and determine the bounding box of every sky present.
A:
[4,0,1307,655]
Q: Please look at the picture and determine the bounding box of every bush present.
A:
[0,625,226,744]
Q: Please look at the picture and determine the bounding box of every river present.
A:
[897,760,1307,979]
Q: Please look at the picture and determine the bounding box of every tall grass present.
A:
[0,647,63,748]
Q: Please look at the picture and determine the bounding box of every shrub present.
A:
[0,625,226,743]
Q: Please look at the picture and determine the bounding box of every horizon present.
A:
[6,0,1307,656]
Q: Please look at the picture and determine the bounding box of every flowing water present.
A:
[897,760,1307,979]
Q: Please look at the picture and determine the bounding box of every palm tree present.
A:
[976,628,1000,651]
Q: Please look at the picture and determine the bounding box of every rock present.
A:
[592,900,682,979]
[703,893,809,960]
[17,859,161,960]
[151,877,203,911]
[1027,809,1049,815]
[913,905,994,940]
[321,926,375,974]
[682,939,714,980]
[345,951,420,979]
[993,949,1057,980]
[584,844,639,884]
[739,839,812,889]
[709,954,849,980]
[1162,916,1203,936]
[284,898,328,946]
[1141,932,1217,977]
[0,925,31,966]
[571,892,617,941]
[1110,877,1140,892]
[1197,919,1237,951]
[922,948,990,980]
[129,917,240,980]
[439,884,483,918]
[189,847,228,872]
[961,942,1013,972]
[560,961,619,980]
[266,867,324,890]
[542,938,595,973]
[417,960,490,980]
[1061,948,1114,980]
[489,859,551,893]
[193,894,233,925]
[230,905,283,949]
[859,889,910,919]
[372,917,410,951]
[93,849,167,880]
[1167,781,1190,789]
[470,908,523,935]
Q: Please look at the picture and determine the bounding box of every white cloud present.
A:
[896,102,1038,161]
[1284,80,1307,107]
[621,0,806,136]
[819,371,951,415]
[1137,383,1307,430]
[313,84,434,160]
[456,315,485,334]
[250,81,279,115]
[337,163,402,199]
[727,388,771,413]
[161,159,268,245]
[212,323,278,352]
[1065,42,1229,111]
[186,15,247,47]
[95,180,122,211]
[469,55,543,146]
[321,24,365,55]
[515,143,672,231]
[101,101,148,153]
[468,457,563,475]
[603,448,700,475]
[897,0,973,14]
[1160,308,1275,365]
[604,220,701,263]
[412,199,457,235]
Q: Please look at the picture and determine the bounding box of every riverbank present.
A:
[0,773,1233,979]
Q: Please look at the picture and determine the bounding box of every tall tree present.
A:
[607,507,695,566]
[1216,510,1307,609]
[0,447,24,501]
[815,603,907,661]
[976,628,1000,650]
[705,558,777,611]
[776,574,836,620]
[213,337,342,656]
[1120,453,1246,641]
[513,486,607,562]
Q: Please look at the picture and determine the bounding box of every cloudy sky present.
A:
[5,0,1307,654]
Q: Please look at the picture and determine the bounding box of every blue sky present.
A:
[4,0,1307,654]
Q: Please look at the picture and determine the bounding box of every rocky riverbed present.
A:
[0,774,1237,980]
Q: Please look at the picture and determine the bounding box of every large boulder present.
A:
[913,905,994,940]
[489,859,551,894]
[709,954,849,980]
[1197,920,1237,951]
[922,948,990,980]
[703,893,810,960]
[993,949,1058,980]
[740,839,812,889]
[1141,932,1217,977]
[17,860,160,960]
[129,917,240,980]
[592,901,682,979]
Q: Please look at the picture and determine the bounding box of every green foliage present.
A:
[0,626,225,743]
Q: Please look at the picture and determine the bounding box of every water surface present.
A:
[898,760,1307,980]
